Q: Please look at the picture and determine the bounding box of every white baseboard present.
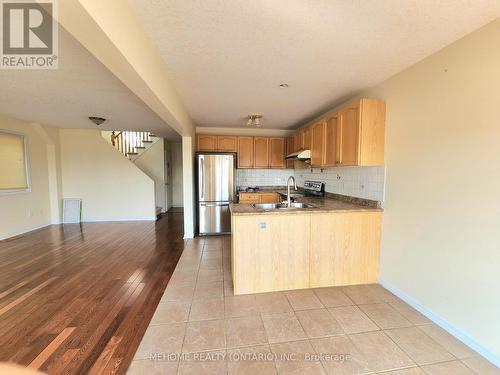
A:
[379,278,500,367]
[82,217,156,222]
[0,223,51,241]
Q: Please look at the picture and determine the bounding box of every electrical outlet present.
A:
[259,222,267,229]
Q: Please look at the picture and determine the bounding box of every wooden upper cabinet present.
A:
[357,99,386,165]
[293,132,303,152]
[196,99,384,169]
[337,99,385,166]
[253,137,269,168]
[197,135,218,151]
[286,135,294,168]
[338,104,360,166]
[217,136,237,152]
[323,115,339,167]
[302,126,312,150]
[310,121,325,168]
[269,137,285,169]
[237,137,254,168]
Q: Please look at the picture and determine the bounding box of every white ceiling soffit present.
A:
[0,27,180,140]
[129,0,500,129]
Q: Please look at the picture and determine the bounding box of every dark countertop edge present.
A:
[230,195,383,216]
[229,205,383,216]
[236,186,381,209]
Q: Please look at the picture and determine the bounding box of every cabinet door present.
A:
[218,136,237,152]
[339,105,360,166]
[269,137,285,169]
[323,115,339,167]
[197,135,218,151]
[260,193,279,203]
[232,214,311,294]
[293,132,303,151]
[310,121,325,168]
[302,126,312,150]
[237,137,254,168]
[310,212,381,287]
[253,137,269,168]
[286,135,295,168]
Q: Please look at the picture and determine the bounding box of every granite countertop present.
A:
[230,195,382,215]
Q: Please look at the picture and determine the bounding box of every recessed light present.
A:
[279,83,289,88]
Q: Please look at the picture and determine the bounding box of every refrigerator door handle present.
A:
[200,156,204,200]
[200,202,229,207]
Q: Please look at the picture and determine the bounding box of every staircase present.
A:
[104,131,158,160]
[102,130,163,219]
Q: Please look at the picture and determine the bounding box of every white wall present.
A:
[134,138,166,212]
[236,169,294,188]
[297,19,500,364]
[0,117,58,239]
[171,141,183,207]
[237,166,385,203]
[182,136,195,238]
[295,166,385,202]
[59,129,155,221]
[164,140,173,210]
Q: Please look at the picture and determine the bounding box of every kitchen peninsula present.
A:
[230,193,382,295]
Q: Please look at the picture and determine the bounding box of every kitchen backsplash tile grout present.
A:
[236,166,385,202]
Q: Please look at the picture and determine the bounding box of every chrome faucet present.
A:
[286,176,297,207]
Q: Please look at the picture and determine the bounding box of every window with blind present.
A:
[0,131,30,192]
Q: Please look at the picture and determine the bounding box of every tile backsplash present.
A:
[237,166,385,202]
[294,166,385,202]
[236,169,295,187]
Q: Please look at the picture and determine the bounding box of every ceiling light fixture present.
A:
[246,113,263,127]
[88,116,107,126]
[279,83,289,88]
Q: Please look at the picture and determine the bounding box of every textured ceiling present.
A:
[129,0,500,129]
[0,28,180,139]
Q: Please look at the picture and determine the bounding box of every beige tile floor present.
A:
[127,236,499,375]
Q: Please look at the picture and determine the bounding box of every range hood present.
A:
[285,149,311,161]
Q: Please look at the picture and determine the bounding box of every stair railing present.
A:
[110,131,156,159]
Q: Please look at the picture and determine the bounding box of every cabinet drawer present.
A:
[259,193,279,203]
[239,193,260,203]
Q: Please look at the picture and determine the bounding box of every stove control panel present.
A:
[303,181,325,196]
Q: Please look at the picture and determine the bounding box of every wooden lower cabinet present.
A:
[238,193,261,204]
[310,212,381,287]
[239,192,280,204]
[259,193,280,203]
[231,211,381,295]
[232,214,311,295]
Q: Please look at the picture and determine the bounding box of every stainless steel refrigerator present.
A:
[196,153,235,235]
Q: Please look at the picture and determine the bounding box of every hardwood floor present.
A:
[0,213,185,375]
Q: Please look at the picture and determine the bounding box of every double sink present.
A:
[252,202,316,210]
